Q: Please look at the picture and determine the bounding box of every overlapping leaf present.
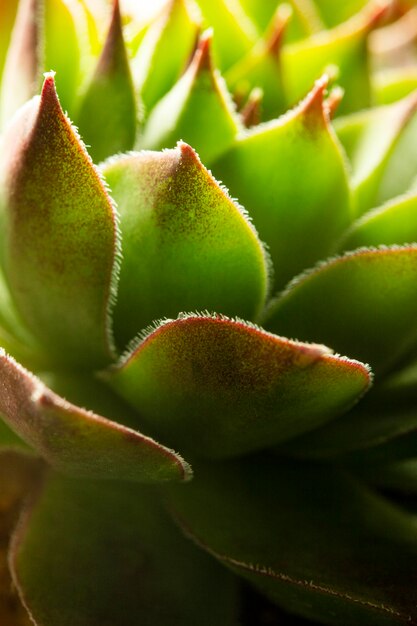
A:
[106,315,371,458]
[10,472,239,626]
[265,246,417,374]
[168,457,417,625]
[0,74,119,368]
[76,0,137,163]
[140,32,241,164]
[214,76,351,291]
[102,143,269,347]
[0,349,191,482]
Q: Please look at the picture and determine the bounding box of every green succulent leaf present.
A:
[0,0,40,128]
[106,315,371,458]
[281,2,386,114]
[132,0,201,115]
[43,0,86,113]
[0,349,191,482]
[102,143,269,347]
[280,399,417,461]
[0,0,88,127]
[139,31,241,164]
[75,0,137,163]
[0,74,119,368]
[373,68,417,106]
[225,6,289,120]
[314,0,371,27]
[335,91,417,216]
[194,0,258,70]
[10,472,239,626]
[338,192,417,252]
[168,457,417,626]
[265,245,417,374]
[214,76,352,291]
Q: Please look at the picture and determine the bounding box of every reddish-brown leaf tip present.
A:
[192,29,213,73]
[266,4,292,57]
[298,74,330,128]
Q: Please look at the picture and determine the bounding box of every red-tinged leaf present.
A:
[168,457,417,625]
[102,144,269,347]
[10,472,239,626]
[132,0,201,114]
[0,350,191,483]
[105,315,371,458]
[213,77,352,291]
[281,2,388,114]
[334,91,417,216]
[0,74,119,368]
[139,31,241,165]
[76,0,138,163]
[264,246,417,375]
[225,5,290,120]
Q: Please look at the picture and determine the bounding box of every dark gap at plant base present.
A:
[239,582,322,625]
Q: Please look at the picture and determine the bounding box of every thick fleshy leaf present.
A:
[139,32,241,164]
[43,0,86,113]
[240,0,325,41]
[0,0,88,127]
[194,0,258,70]
[335,91,417,215]
[106,315,371,458]
[102,144,269,347]
[76,0,137,163]
[0,74,119,368]
[265,246,417,374]
[168,457,417,625]
[373,68,417,105]
[0,350,191,482]
[0,451,41,626]
[279,397,417,461]
[338,192,417,252]
[225,6,289,120]
[280,2,387,114]
[213,77,351,291]
[0,0,40,128]
[11,472,239,626]
[314,0,370,27]
[132,0,201,115]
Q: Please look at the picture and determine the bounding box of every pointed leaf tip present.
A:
[103,147,268,347]
[266,4,292,56]
[194,29,213,71]
[0,75,120,368]
[75,0,137,162]
[299,74,330,123]
[0,351,191,483]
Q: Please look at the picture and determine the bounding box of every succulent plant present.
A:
[2,0,417,624]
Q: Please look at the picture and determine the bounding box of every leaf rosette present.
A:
[1,1,417,625]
